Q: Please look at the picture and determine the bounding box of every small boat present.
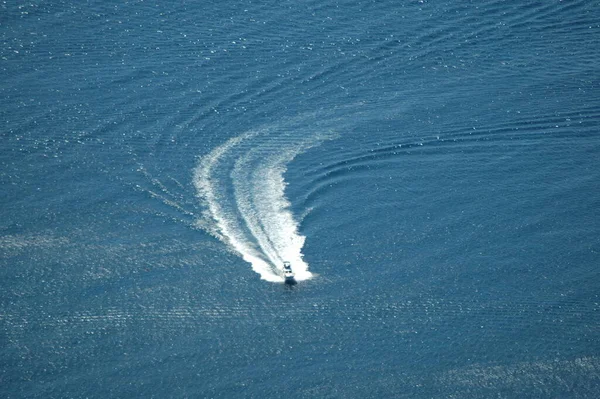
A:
[283,261,296,284]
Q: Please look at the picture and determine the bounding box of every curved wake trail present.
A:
[193,124,335,282]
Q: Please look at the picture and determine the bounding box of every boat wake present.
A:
[193,119,336,282]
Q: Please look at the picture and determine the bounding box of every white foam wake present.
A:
[193,124,335,282]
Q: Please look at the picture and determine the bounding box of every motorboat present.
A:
[283,261,296,284]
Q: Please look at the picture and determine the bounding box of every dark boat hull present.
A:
[284,276,297,285]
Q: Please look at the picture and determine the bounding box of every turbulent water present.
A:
[193,116,338,282]
[2,1,600,398]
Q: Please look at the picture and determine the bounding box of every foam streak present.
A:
[194,126,334,282]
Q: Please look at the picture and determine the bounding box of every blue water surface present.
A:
[2,1,600,397]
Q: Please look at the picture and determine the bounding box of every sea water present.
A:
[2,1,600,397]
